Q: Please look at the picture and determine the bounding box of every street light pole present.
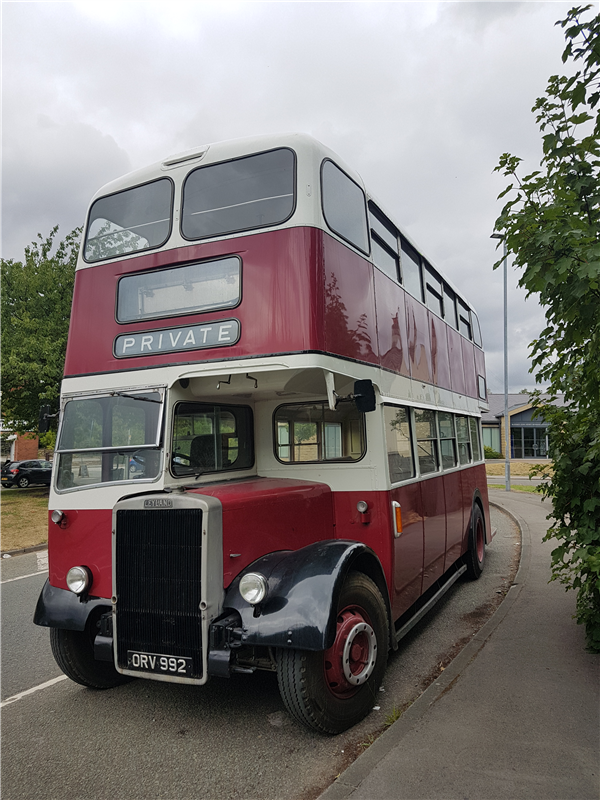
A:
[491,234,511,492]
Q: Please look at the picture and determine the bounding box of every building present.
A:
[1,416,39,461]
[481,394,565,460]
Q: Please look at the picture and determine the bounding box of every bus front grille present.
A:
[115,508,203,679]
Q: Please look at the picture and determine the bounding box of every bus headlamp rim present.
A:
[66,566,92,596]
[239,572,268,605]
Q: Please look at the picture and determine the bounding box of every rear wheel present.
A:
[50,626,132,689]
[17,476,30,488]
[277,572,389,734]
[465,504,486,580]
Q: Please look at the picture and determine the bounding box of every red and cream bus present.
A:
[35,133,491,734]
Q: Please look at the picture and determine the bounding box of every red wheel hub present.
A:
[323,605,377,698]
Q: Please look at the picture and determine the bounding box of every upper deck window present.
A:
[117,256,241,323]
[181,148,295,240]
[369,203,400,281]
[400,238,423,301]
[321,161,369,254]
[457,298,472,340]
[424,263,444,318]
[84,179,173,263]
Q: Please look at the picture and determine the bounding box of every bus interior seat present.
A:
[190,435,216,471]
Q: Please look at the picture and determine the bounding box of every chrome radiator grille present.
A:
[115,508,203,679]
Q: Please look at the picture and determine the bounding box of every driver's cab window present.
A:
[171,402,254,477]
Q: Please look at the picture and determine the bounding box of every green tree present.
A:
[493,5,600,650]
[1,226,81,433]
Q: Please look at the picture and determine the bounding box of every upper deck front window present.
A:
[84,179,173,263]
[181,148,295,240]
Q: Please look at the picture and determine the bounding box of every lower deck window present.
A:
[57,450,161,490]
[385,404,483,484]
[275,402,364,463]
[171,402,254,477]
[384,406,415,482]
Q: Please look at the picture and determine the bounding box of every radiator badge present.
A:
[144,498,173,508]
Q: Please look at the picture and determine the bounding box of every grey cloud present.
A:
[1,1,574,390]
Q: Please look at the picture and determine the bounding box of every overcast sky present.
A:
[1,0,584,392]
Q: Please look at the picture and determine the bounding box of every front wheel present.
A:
[277,572,389,734]
[465,504,486,580]
[50,627,132,689]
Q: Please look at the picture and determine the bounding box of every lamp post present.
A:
[491,234,511,492]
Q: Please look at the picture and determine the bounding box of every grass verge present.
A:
[485,461,552,477]
[488,483,540,493]
[1,487,49,551]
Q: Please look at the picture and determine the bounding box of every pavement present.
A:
[320,490,599,800]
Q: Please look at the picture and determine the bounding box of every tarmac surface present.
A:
[319,490,599,800]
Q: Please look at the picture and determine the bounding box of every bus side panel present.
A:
[373,269,410,377]
[322,235,378,365]
[429,313,452,392]
[191,479,335,588]
[442,471,464,570]
[461,336,478,399]
[420,476,447,594]
[447,327,466,396]
[390,482,424,619]
[405,296,432,385]
[47,508,112,599]
[331,490,393,594]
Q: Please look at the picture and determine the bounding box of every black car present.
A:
[1,459,53,488]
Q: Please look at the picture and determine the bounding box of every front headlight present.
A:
[239,572,268,605]
[66,566,92,595]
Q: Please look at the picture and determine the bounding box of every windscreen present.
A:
[56,390,164,490]
[84,179,173,262]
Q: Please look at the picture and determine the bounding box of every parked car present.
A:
[1,459,53,488]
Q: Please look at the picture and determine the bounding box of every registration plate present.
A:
[127,650,192,676]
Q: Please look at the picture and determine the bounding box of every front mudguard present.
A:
[222,540,390,652]
[33,579,110,631]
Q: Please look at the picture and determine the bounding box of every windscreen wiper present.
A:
[110,391,162,404]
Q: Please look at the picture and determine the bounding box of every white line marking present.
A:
[37,550,49,570]
[1,570,49,584]
[1,675,67,707]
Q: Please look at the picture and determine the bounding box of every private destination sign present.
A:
[114,319,240,358]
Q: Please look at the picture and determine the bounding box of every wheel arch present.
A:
[470,488,491,545]
[33,579,111,631]
[222,540,393,653]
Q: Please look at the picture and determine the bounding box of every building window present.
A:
[511,426,548,458]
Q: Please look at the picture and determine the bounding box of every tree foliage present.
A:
[1,226,81,433]
[493,5,600,651]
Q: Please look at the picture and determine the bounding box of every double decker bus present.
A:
[35,133,491,734]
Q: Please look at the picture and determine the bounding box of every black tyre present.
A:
[277,571,389,734]
[17,476,30,488]
[465,503,486,580]
[50,626,132,689]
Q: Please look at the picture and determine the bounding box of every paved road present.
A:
[1,507,519,800]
